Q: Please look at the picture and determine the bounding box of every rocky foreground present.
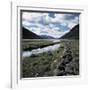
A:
[53,47,79,76]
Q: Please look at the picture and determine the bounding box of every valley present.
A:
[22,39,79,78]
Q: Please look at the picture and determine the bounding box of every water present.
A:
[22,43,60,58]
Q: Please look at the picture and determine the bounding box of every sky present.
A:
[22,11,79,38]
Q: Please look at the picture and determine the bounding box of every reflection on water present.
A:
[22,44,60,58]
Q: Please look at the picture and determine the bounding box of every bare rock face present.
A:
[54,48,79,76]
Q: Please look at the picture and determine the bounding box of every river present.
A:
[22,40,61,58]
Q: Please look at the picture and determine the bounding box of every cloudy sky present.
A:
[22,11,79,38]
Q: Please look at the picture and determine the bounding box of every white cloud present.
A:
[67,16,79,29]
[60,22,68,27]
[22,12,48,23]
[22,20,30,27]
[22,12,79,38]
[68,22,77,29]
[23,12,41,20]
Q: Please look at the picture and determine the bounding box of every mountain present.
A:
[40,35,55,39]
[60,24,79,39]
[22,27,41,39]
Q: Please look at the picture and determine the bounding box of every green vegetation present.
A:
[22,39,60,51]
[22,39,79,78]
[53,40,79,75]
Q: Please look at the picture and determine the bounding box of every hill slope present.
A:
[60,24,79,39]
[22,27,41,39]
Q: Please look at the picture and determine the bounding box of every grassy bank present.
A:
[22,39,79,78]
[22,39,60,51]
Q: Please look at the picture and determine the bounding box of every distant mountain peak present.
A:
[40,35,55,39]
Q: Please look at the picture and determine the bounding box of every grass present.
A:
[21,39,79,78]
[22,39,60,51]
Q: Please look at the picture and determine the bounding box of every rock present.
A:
[53,48,76,76]
[65,60,79,75]
[54,68,66,76]
[63,50,72,56]
[62,54,73,64]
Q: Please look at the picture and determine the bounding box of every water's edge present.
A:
[23,43,60,57]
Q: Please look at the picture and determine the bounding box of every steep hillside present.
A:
[60,24,79,39]
[22,27,41,39]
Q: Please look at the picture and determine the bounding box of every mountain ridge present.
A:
[40,35,55,39]
[22,27,42,39]
[60,24,79,39]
